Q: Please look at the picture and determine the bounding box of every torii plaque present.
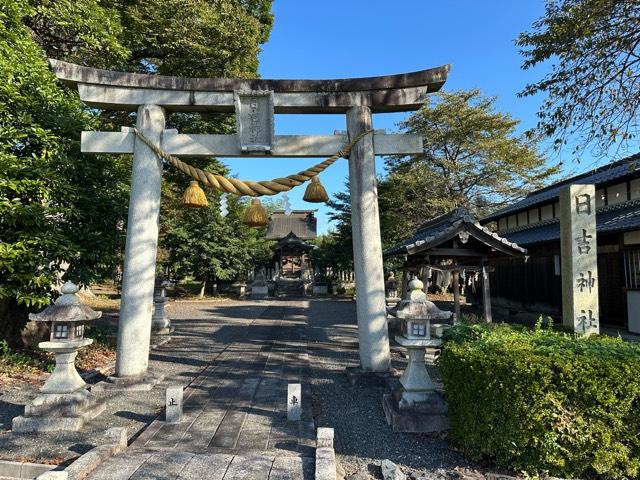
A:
[234,90,275,153]
[50,60,450,384]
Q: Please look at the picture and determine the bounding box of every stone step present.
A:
[85,451,314,480]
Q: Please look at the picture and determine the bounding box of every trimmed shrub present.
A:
[438,321,640,479]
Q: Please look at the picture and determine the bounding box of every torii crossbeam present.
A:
[50,60,450,385]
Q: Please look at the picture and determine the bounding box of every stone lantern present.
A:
[151,275,172,335]
[12,282,106,432]
[383,277,451,432]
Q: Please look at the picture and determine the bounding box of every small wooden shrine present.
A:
[266,210,317,279]
[384,207,527,322]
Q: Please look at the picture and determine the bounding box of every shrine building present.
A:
[265,210,317,279]
[481,155,640,333]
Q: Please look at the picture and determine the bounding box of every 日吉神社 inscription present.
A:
[560,184,599,334]
[234,90,275,153]
[49,59,450,380]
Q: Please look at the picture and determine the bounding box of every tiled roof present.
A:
[384,207,527,257]
[265,210,317,240]
[483,155,640,222]
[500,199,640,246]
[274,231,315,251]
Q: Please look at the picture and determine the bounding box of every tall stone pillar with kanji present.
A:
[560,184,599,334]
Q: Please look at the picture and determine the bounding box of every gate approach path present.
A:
[87,300,316,480]
[81,298,470,479]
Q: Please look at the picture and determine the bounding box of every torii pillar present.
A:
[115,104,165,378]
[348,106,389,371]
[49,59,450,379]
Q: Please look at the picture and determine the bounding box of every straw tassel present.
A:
[243,199,269,227]
[303,176,329,203]
[182,181,208,208]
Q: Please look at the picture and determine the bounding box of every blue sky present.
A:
[220,1,559,233]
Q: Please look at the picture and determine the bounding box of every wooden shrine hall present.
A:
[266,211,317,279]
[384,207,527,322]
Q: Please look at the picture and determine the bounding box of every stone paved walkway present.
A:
[86,300,316,479]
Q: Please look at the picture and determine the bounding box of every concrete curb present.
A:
[0,460,55,479]
[315,427,336,480]
[35,427,127,480]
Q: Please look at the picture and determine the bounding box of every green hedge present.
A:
[438,321,640,479]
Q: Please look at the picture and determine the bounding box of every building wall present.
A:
[490,234,626,326]
[491,244,562,317]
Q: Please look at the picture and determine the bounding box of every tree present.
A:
[159,161,277,296]
[392,90,556,214]
[324,188,356,271]
[0,0,130,346]
[116,0,273,77]
[327,89,558,258]
[0,0,274,346]
[518,0,640,156]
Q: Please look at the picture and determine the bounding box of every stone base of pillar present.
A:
[91,371,164,392]
[151,325,174,337]
[345,366,400,387]
[12,389,105,432]
[382,389,449,433]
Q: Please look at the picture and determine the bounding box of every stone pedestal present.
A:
[91,371,164,392]
[232,282,246,298]
[251,284,269,298]
[313,284,328,296]
[13,389,105,432]
[382,337,449,432]
[382,390,448,433]
[12,339,105,432]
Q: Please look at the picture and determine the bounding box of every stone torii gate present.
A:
[50,60,450,384]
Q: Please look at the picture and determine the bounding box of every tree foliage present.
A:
[381,89,558,246]
[327,89,558,259]
[159,160,276,290]
[0,0,131,344]
[518,0,640,156]
[0,0,274,345]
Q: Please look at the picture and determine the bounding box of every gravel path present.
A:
[306,299,487,480]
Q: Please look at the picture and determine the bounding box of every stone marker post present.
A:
[166,385,183,424]
[116,104,166,378]
[560,184,599,334]
[287,383,301,421]
[347,106,391,373]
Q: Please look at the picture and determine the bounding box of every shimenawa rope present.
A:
[133,128,373,197]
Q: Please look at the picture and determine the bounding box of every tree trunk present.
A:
[198,280,206,299]
[0,298,30,349]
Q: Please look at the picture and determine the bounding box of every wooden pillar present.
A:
[452,269,461,324]
[347,106,390,372]
[421,264,430,296]
[400,268,410,299]
[482,262,493,323]
[116,104,166,378]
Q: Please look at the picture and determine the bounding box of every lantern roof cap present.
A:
[28,282,102,323]
[387,276,452,321]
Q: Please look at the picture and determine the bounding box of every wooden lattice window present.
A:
[623,248,640,289]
